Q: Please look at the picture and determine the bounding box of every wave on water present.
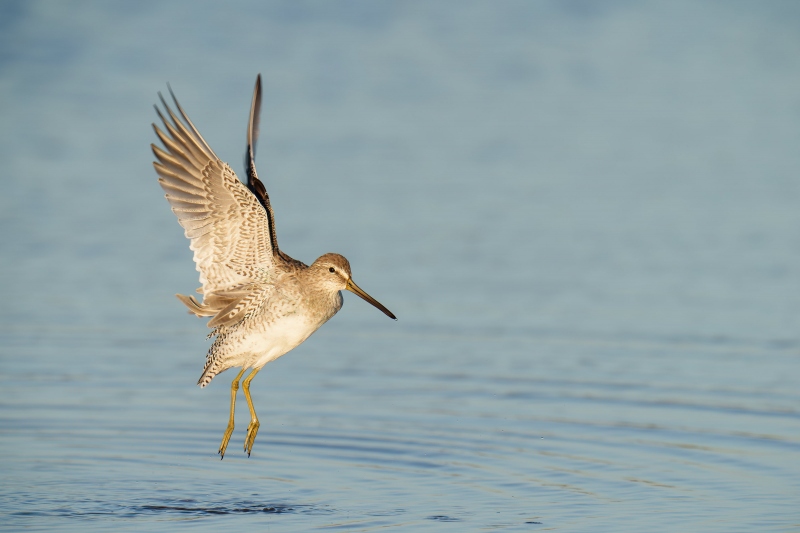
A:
[12,499,333,519]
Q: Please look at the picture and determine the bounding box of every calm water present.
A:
[2,1,799,531]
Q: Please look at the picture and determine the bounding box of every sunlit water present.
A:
[2,2,799,531]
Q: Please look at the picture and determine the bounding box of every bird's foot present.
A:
[244,418,260,457]
[218,422,235,459]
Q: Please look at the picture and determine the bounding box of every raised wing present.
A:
[244,74,302,267]
[151,85,276,304]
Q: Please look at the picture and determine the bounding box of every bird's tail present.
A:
[197,366,217,388]
[196,334,226,388]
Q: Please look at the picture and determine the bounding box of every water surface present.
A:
[1,1,799,531]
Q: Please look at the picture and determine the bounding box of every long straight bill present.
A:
[346,279,396,320]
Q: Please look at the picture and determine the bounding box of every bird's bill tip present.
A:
[345,279,396,320]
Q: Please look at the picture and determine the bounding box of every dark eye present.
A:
[329,267,335,273]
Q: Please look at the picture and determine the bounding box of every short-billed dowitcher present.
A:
[151,74,396,458]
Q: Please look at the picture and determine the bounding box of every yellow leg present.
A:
[218,368,246,459]
[242,367,262,457]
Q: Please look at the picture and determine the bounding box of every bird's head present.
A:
[311,253,396,320]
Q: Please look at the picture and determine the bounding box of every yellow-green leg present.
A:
[242,367,262,457]
[218,368,246,459]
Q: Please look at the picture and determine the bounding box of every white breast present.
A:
[247,313,320,369]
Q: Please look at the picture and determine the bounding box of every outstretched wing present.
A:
[151,85,276,299]
[244,74,281,256]
[244,74,303,267]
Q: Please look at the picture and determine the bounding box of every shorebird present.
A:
[151,74,396,459]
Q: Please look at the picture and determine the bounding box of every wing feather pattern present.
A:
[244,75,304,268]
[152,84,277,327]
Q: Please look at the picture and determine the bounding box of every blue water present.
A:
[1,1,799,531]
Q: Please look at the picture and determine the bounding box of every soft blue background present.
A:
[1,1,799,531]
